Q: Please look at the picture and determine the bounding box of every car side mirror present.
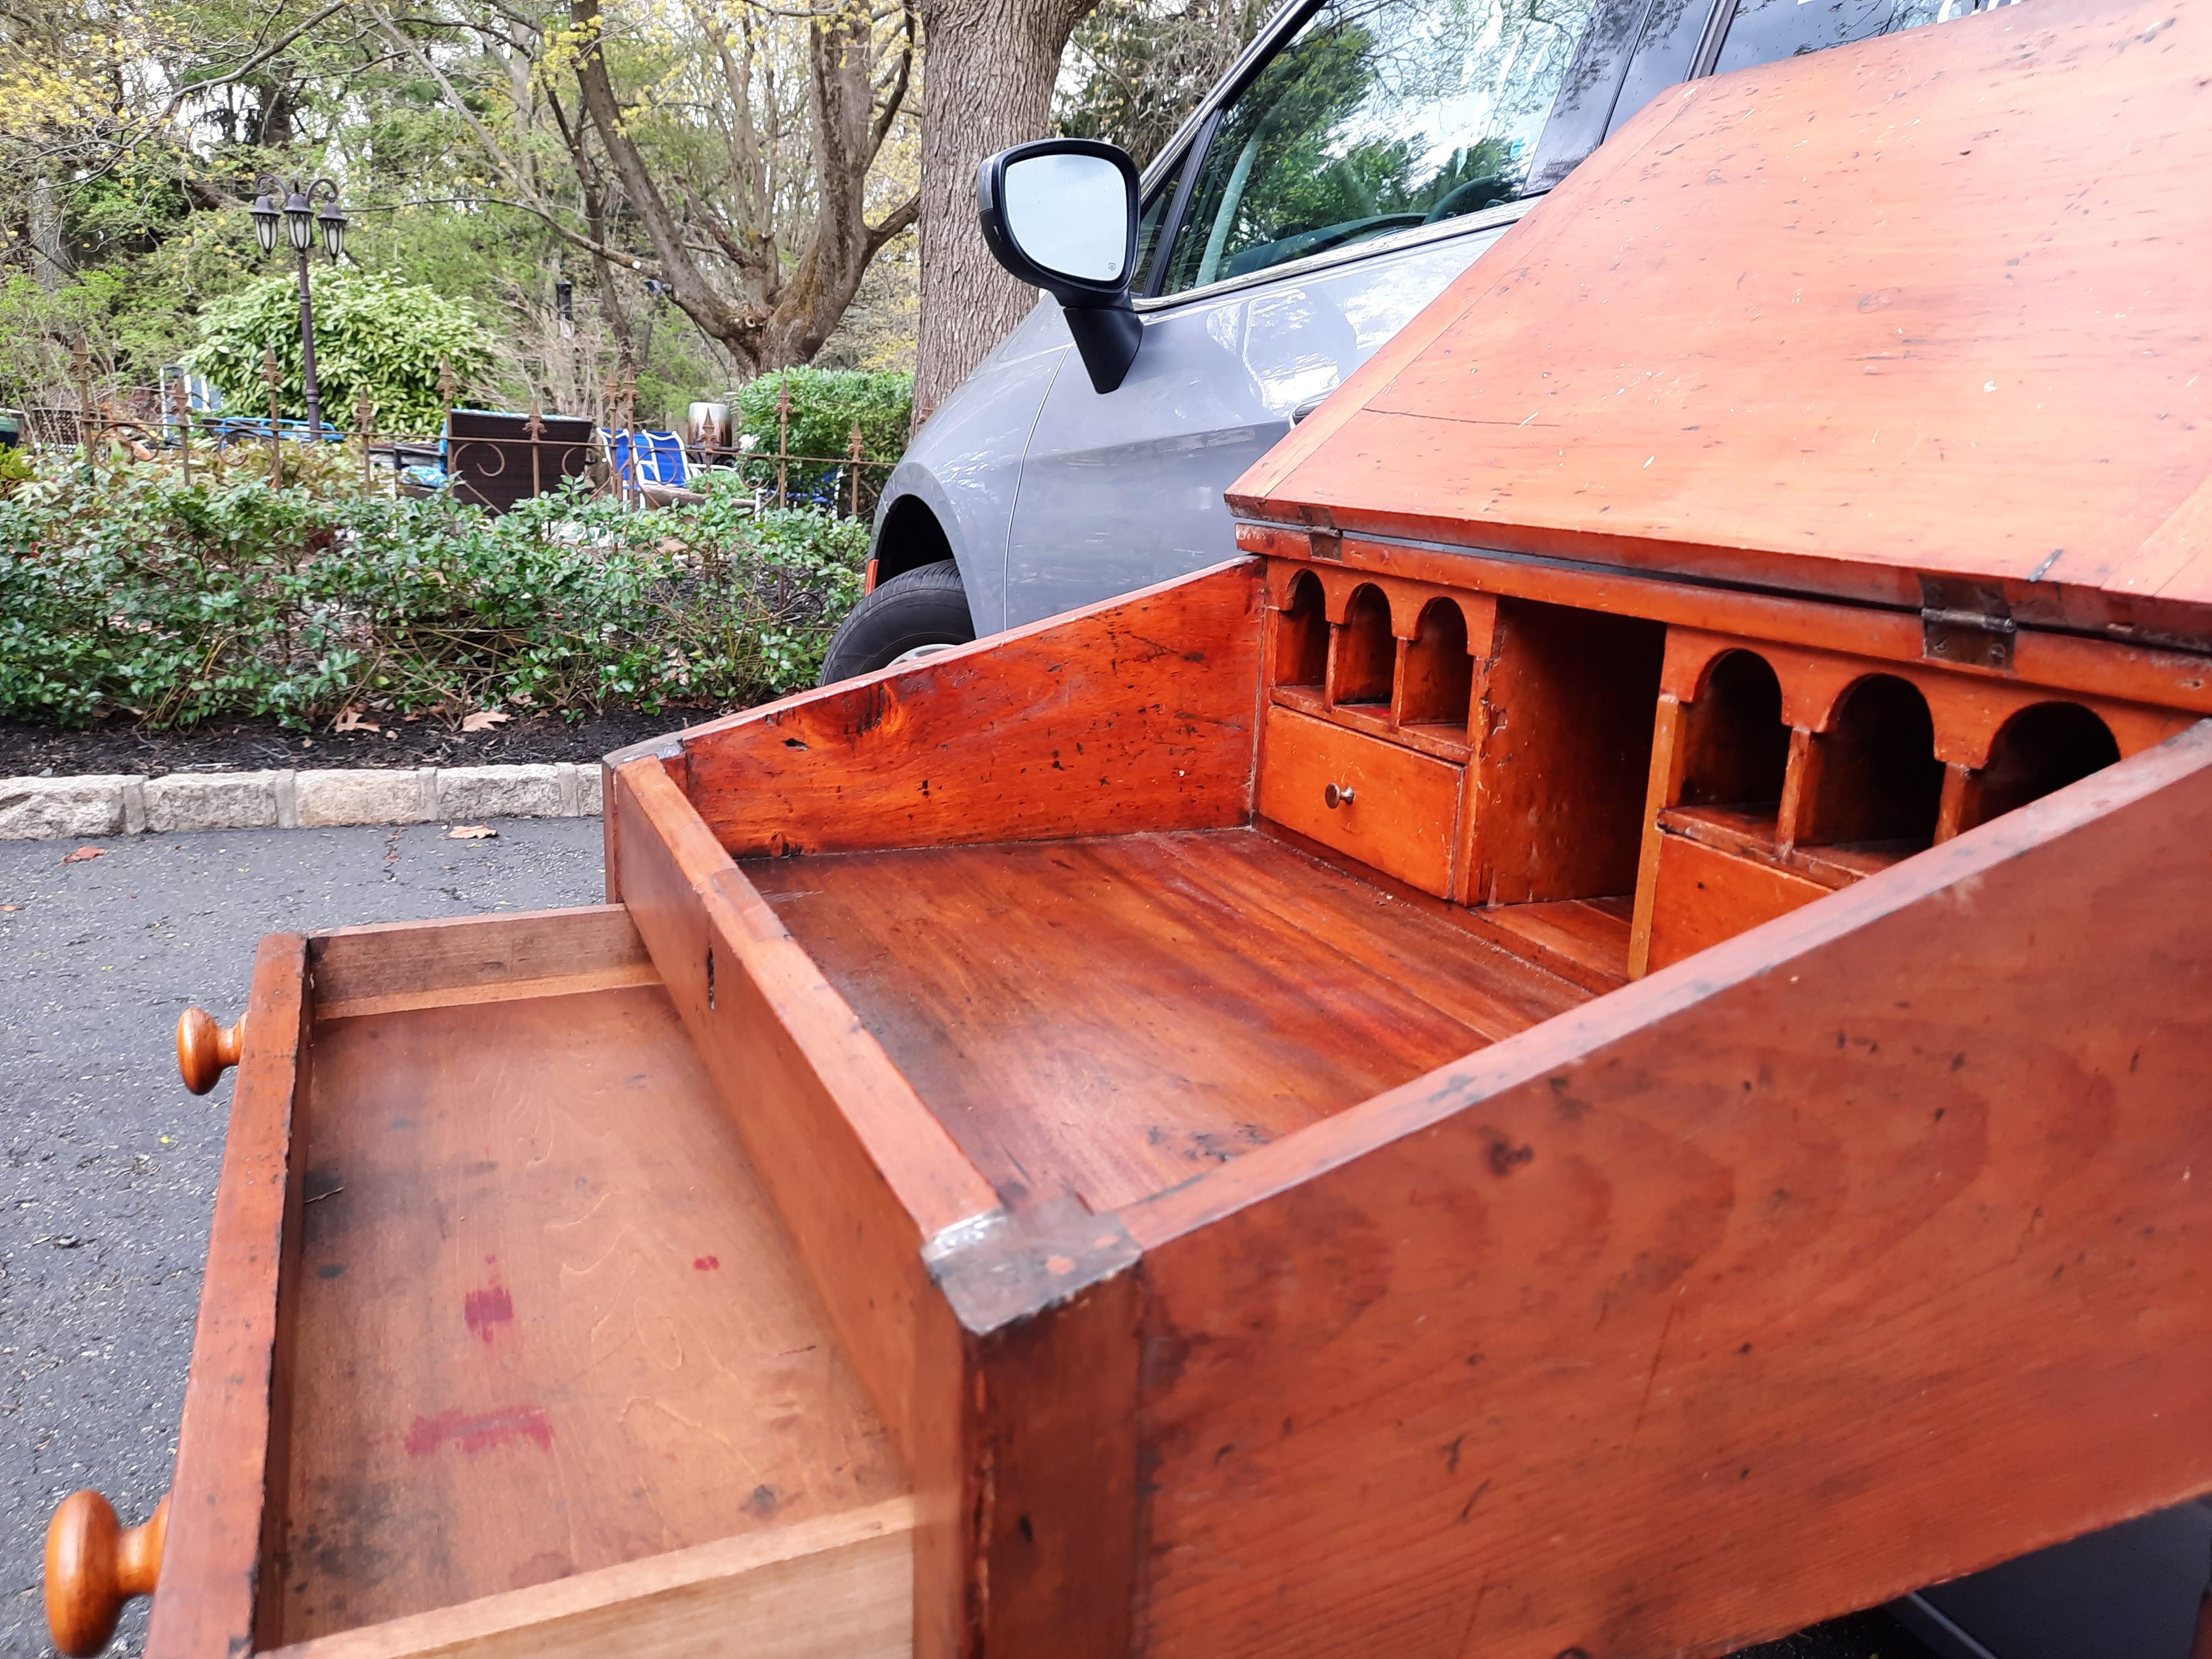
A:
[978,138,1142,395]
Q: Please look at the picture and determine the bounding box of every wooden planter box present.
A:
[46,0,2212,1654]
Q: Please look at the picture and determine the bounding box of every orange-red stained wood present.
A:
[144,935,307,1659]
[1229,0,2212,640]
[661,558,1264,859]
[744,829,1588,1215]
[1123,721,2212,1659]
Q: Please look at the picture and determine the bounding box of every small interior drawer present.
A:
[1257,703,1462,895]
[1644,831,1828,972]
[152,906,914,1659]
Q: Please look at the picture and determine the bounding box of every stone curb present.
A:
[0,764,605,841]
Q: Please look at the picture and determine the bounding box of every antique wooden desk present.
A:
[46,0,2212,1653]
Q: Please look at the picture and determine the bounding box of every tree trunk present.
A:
[29,173,68,292]
[569,0,917,379]
[912,0,1102,426]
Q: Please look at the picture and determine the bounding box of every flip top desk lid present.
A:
[1228,0,2212,649]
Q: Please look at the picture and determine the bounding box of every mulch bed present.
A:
[0,706,743,776]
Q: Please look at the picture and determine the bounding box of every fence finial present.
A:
[263,346,283,486]
[776,373,791,509]
[356,394,375,493]
[527,390,545,499]
[174,374,194,487]
[74,339,94,463]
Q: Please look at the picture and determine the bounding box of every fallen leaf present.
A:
[61,846,105,864]
[1,904,21,912]
[448,825,498,839]
[461,709,511,732]
[333,707,379,733]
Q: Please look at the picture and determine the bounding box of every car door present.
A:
[1001,0,1625,630]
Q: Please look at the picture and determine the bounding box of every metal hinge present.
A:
[1919,576,2016,671]
[1302,506,1343,561]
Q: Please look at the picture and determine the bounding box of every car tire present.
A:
[818,560,977,684]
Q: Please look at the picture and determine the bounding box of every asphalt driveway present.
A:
[1,818,606,1656]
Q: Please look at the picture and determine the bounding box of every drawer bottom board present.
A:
[273,983,905,1645]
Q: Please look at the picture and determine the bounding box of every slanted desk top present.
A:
[1233,0,2212,640]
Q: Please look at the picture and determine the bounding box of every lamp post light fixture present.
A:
[248,176,347,440]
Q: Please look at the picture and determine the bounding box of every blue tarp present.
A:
[605,429,687,488]
[201,415,348,446]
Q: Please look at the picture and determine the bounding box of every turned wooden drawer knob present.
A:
[1324,782,1357,810]
[46,1490,168,1656]
[176,1008,246,1095]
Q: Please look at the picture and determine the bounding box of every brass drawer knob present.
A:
[46,1490,167,1657]
[1324,782,1357,810]
[176,1008,246,1095]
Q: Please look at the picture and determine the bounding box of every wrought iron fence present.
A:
[2,347,898,520]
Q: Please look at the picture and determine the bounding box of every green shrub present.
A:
[0,463,865,728]
[733,367,911,504]
[182,268,494,434]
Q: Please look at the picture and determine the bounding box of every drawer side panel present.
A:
[145,933,310,1659]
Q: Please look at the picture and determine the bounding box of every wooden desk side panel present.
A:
[1121,724,2212,1659]
[145,935,310,1659]
[655,558,1264,858]
[609,759,997,1469]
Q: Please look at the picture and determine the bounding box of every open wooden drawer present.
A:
[48,907,913,1659]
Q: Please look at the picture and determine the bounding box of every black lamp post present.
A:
[248,177,347,439]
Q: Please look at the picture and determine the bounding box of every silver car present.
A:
[824,0,2019,679]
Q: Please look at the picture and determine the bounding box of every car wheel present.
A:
[818,560,977,684]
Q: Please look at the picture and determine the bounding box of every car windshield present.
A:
[1160,0,1599,296]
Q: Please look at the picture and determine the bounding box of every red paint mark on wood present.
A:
[693,1255,720,1271]
[405,1404,553,1458]
[464,1285,514,1342]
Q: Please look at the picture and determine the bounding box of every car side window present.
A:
[1712,0,2021,76]
[1157,0,1603,298]
[1132,151,1190,295]
[1603,0,1722,141]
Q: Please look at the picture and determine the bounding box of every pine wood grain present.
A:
[1256,706,1463,896]
[1455,896,1632,993]
[271,982,906,1644]
[1472,598,1667,906]
[1645,831,1831,972]
[1120,722,2212,1659]
[608,757,997,1469]
[648,558,1264,860]
[309,906,653,1021]
[260,1499,914,1659]
[145,934,309,1659]
[1245,529,2212,719]
[743,828,1590,1217]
